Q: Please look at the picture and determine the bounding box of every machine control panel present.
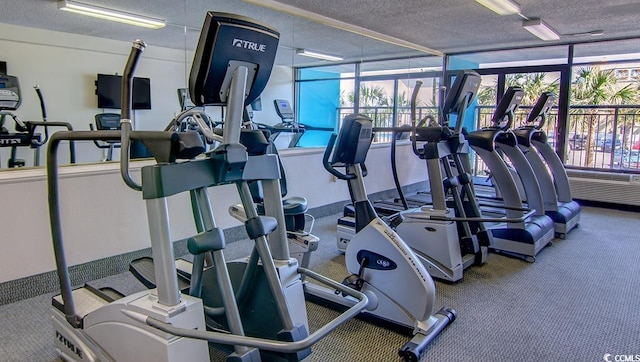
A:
[0,75,20,110]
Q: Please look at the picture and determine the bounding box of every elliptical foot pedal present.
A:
[129,256,191,293]
[226,347,262,362]
[87,285,125,302]
[8,159,25,168]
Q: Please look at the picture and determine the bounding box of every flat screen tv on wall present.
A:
[96,74,151,110]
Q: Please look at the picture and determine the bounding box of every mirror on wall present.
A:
[0,0,434,170]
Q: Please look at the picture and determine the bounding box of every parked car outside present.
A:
[568,133,586,150]
[626,150,640,169]
[597,136,622,152]
[547,132,556,148]
[613,150,640,170]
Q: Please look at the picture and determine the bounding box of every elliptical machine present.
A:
[0,74,75,167]
[48,12,367,362]
[393,72,492,282]
[307,113,456,362]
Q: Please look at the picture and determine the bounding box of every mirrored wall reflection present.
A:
[296,55,444,146]
[0,0,437,170]
[0,0,189,170]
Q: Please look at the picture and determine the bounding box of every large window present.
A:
[295,39,640,174]
[297,56,443,145]
[296,64,355,147]
[566,69,640,170]
[449,40,640,174]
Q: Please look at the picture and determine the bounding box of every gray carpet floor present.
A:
[1,205,639,361]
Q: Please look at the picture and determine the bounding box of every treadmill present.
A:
[512,92,580,238]
[466,87,555,261]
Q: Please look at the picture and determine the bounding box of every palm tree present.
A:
[570,66,639,167]
[477,86,497,106]
[356,84,390,107]
[342,84,393,127]
[506,73,559,106]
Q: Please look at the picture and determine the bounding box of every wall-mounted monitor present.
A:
[96,74,151,110]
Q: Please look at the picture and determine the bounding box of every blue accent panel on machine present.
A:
[356,250,398,271]
[490,215,554,245]
[546,201,581,223]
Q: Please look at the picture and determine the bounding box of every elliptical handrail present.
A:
[164,108,223,144]
[32,85,49,146]
[120,39,146,192]
[47,129,122,327]
[411,80,423,158]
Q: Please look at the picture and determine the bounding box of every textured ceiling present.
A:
[2,0,640,68]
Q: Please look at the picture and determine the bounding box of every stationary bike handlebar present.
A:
[322,133,355,180]
[322,132,369,180]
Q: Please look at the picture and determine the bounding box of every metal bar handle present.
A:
[411,81,423,156]
[120,39,146,191]
[132,267,369,353]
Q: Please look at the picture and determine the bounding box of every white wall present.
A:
[0,23,189,166]
[0,142,426,283]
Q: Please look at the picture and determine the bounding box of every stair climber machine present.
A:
[336,71,497,282]
[308,113,456,361]
[47,12,369,362]
[0,70,75,168]
[512,92,580,238]
[466,87,555,262]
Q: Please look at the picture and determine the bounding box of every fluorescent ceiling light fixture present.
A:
[475,0,521,15]
[296,49,343,61]
[58,0,165,29]
[522,18,560,41]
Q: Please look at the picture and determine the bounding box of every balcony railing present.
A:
[337,104,640,173]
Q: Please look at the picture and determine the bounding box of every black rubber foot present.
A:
[437,307,458,323]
